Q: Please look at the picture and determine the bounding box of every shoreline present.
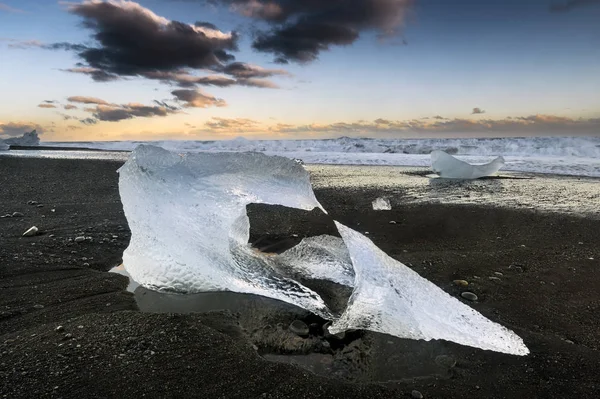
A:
[1,156,600,398]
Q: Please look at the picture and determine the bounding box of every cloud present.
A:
[204,117,259,131]
[89,102,179,122]
[0,3,24,13]
[38,104,57,109]
[471,107,485,114]
[433,115,445,120]
[0,122,42,137]
[4,39,43,49]
[171,89,227,108]
[549,0,600,12]
[63,67,120,82]
[62,0,238,76]
[140,62,286,88]
[67,96,111,105]
[210,0,414,63]
[66,95,179,122]
[221,62,289,78]
[79,118,98,125]
[9,1,289,95]
[64,104,78,110]
[262,114,600,137]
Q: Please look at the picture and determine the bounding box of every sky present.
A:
[0,0,599,141]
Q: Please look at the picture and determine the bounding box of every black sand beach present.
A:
[1,155,600,398]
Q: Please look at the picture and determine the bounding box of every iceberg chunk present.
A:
[275,235,355,287]
[119,145,333,317]
[431,150,504,179]
[3,130,40,147]
[0,141,8,151]
[119,145,528,355]
[329,222,529,356]
[372,197,392,210]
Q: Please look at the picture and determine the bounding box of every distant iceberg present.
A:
[2,130,41,147]
[118,145,528,355]
[0,141,8,151]
[431,150,505,179]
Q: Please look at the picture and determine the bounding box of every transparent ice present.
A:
[431,150,505,179]
[372,197,392,210]
[329,222,529,355]
[119,145,528,355]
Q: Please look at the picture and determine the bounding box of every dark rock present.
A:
[461,292,478,301]
[289,320,309,337]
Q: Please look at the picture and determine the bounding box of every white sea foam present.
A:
[17,135,600,177]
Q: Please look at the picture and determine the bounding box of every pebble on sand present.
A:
[22,226,39,237]
[289,320,309,337]
[74,236,86,243]
[12,212,24,217]
[411,390,424,398]
[461,292,478,301]
[435,355,457,368]
[453,279,469,287]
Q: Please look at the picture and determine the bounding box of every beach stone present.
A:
[74,236,86,243]
[289,320,309,337]
[12,212,24,217]
[412,390,424,398]
[33,304,44,310]
[55,326,64,332]
[435,355,457,368]
[461,292,478,301]
[22,226,39,237]
[488,276,501,281]
[389,220,397,224]
[494,271,504,276]
[36,204,44,208]
[453,279,469,287]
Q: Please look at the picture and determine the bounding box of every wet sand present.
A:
[1,155,600,398]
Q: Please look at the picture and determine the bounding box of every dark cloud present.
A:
[210,0,414,63]
[79,118,98,125]
[549,0,600,12]
[43,100,56,104]
[66,94,179,122]
[143,69,281,88]
[0,122,42,137]
[471,107,485,115]
[433,115,445,120]
[64,104,78,110]
[172,89,227,107]
[91,103,179,121]
[63,67,120,82]
[38,103,57,109]
[221,62,288,78]
[63,1,238,76]
[153,100,180,111]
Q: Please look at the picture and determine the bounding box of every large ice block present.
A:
[119,145,528,355]
[431,150,504,179]
[329,222,529,355]
[118,145,333,317]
